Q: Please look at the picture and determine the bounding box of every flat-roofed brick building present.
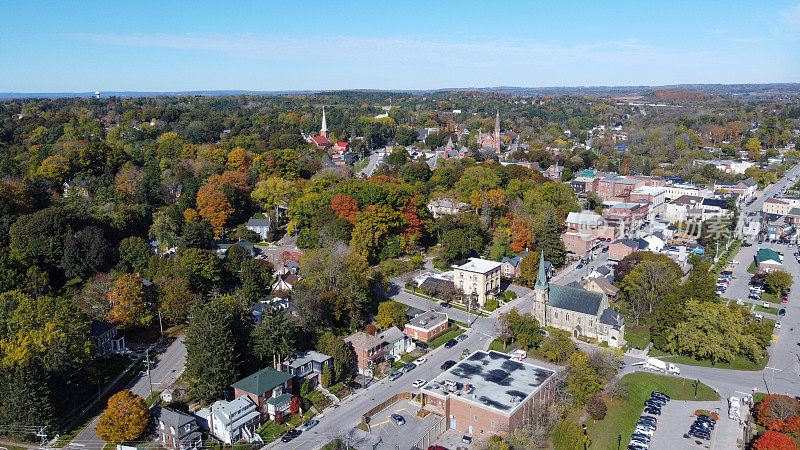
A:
[419,350,556,437]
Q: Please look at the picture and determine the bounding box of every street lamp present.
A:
[693,379,699,399]
[617,434,622,450]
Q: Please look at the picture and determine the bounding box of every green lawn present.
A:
[586,372,719,449]
[428,325,465,349]
[489,338,510,352]
[755,304,779,315]
[748,261,758,274]
[257,411,316,443]
[401,353,417,363]
[762,292,782,304]
[624,326,651,350]
[660,353,769,371]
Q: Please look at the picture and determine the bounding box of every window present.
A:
[492,421,495,428]
[577,317,581,325]
[565,313,569,322]
[589,320,593,327]
[160,421,165,430]
[554,311,558,319]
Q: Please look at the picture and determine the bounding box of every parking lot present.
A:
[367,399,441,449]
[646,400,742,449]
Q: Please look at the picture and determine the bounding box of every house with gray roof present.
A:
[531,253,625,348]
[196,396,261,445]
[245,217,274,240]
[152,406,203,449]
[277,350,333,387]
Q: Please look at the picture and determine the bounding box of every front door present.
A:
[450,418,456,430]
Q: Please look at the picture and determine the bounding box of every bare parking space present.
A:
[367,399,440,449]
[647,400,742,450]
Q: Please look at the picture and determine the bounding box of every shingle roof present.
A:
[152,406,198,437]
[232,367,293,395]
[756,248,783,264]
[89,321,117,337]
[246,218,273,228]
[500,251,528,268]
[548,285,604,316]
[284,350,331,369]
[377,326,406,344]
[599,308,624,327]
[344,331,384,350]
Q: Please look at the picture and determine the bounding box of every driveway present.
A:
[366,399,440,450]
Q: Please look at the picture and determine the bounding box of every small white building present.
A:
[245,217,274,240]
[197,396,261,445]
[376,326,414,359]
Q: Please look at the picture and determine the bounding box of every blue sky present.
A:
[1,1,799,92]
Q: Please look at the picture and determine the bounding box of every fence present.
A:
[411,415,446,450]
[361,392,413,427]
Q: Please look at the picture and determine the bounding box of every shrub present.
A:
[289,396,301,415]
[484,298,499,311]
[586,395,607,420]
[551,420,590,450]
[753,430,798,450]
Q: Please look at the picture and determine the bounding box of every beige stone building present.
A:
[452,258,501,307]
[531,253,625,348]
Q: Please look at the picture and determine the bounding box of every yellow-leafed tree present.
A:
[96,389,149,443]
[108,274,151,329]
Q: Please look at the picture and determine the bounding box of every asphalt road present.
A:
[69,335,187,449]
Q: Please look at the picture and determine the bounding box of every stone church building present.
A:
[531,253,626,348]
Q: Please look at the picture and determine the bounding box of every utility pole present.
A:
[145,348,154,398]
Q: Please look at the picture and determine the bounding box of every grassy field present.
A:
[428,325,465,349]
[748,261,758,274]
[624,326,651,350]
[660,353,769,371]
[754,304,779,315]
[762,292,783,304]
[257,411,316,443]
[585,372,719,449]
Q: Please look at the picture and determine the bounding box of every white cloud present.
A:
[781,2,800,28]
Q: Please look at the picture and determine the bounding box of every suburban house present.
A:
[245,217,274,240]
[581,277,620,300]
[427,198,470,219]
[277,260,300,276]
[152,406,203,450]
[344,331,387,376]
[420,351,556,436]
[89,321,125,357]
[755,248,783,272]
[197,396,261,445]
[500,251,528,278]
[531,253,626,347]
[213,241,256,258]
[376,326,414,360]
[232,367,294,422]
[271,272,298,292]
[277,350,333,387]
[452,258,502,307]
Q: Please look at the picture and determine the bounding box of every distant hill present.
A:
[1,83,798,99]
[646,89,713,102]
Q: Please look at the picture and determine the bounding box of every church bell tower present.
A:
[532,251,549,325]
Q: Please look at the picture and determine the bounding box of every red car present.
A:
[427,447,448,450]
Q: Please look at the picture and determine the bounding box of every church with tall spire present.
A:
[532,252,626,348]
[304,106,332,149]
[320,106,328,139]
[477,109,504,153]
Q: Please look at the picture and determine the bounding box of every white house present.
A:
[197,397,261,445]
[245,218,274,240]
[377,326,414,359]
[641,234,665,253]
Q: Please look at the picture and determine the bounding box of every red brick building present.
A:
[404,310,449,342]
[608,238,648,261]
[344,331,387,376]
[420,351,556,437]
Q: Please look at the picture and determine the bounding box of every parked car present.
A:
[346,380,362,390]
[281,430,302,442]
[776,321,782,329]
[412,379,426,388]
[388,370,403,381]
[640,415,658,424]
[651,391,670,401]
[439,302,450,308]
[576,264,584,269]
[444,339,458,348]
[441,360,456,370]
[643,406,661,415]
[391,413,405,425]
[427,447,448,450]
[415,342,429,350]
[780,308,786,316]
[297,420,319,431]
[403,363,416,373]
[461,436,473,444]
[414,357,427,365]
[455,334,467,342]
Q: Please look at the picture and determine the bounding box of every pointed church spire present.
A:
[320,106,328,138]
[445,135,454,149]
[494,109,501,152]
[534,251,548,290]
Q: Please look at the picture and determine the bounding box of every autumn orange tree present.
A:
[753,430,798,450]
[331,194,359,224]
[108,274,152,329]
[96,389,149,443]
[754,395,800,433]
[508,216,533,253]
[196,171,251,237]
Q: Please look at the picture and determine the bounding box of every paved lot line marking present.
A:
[710,418,719,449]
[370,419,390,428]
[395,408,406,413]
[291,443,303,450]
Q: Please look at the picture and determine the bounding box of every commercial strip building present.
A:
[419,350,556,436]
